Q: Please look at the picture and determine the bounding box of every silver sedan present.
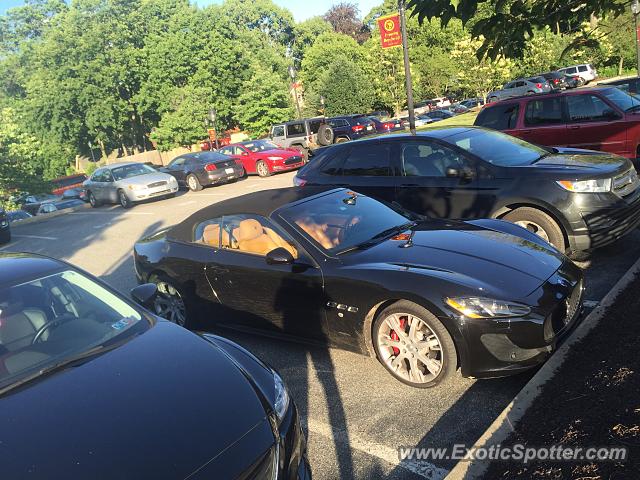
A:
[83,162,179,209]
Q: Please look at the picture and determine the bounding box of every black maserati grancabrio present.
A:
[0,253,309,479]
[134,187,585,387]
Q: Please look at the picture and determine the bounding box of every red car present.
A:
[474,86,640,161]
[218,140,305,177]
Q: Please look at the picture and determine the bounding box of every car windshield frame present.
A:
[278,190,420,256]
[111,164,156,181]
[0,268,151,393]
[447,128,549,166]
[242,140,279,153]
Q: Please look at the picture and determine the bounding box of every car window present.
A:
[272,125,285,137]
[515,81,525,87]
[169,157,186,167]
[566,94,615,122]
[401,141,472,177]
[218,147,232,155]
[504,82,513,89]
[475,103,520,131]
[449,128,548,166]
[578,65,588,72]
[307,120,322,134]
[286,122,305,137]
[194,217,223,248]
[0,270,148,390]
[342,143,391,176]
[329,119,348,128]
[91,170,104,182]
[600,87,640,111]
[565,67,577,74]
[111,164,154,181]
[524,97,564,126]
[218,214,298,258]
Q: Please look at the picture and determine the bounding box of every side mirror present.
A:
[603,109,619,120]
[130,283,158,307]
[266,247,294,265]
[242,152,249,156]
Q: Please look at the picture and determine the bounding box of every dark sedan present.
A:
[0,208,9,244]
[134,187,584,387]
[293,127,640,258]
[0,253,309,479]
[367,116,405,133]
[161,151,245,192]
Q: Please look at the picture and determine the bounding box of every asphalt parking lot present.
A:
[3,171,640,479]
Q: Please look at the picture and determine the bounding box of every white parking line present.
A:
[195,193,225,196]
[12,234,58,240]
[306,418,448,480]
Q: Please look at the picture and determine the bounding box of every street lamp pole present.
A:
[288,66,302,119]
[399,0,416,134]
[633,0,640,77]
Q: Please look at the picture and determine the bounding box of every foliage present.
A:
[323,2,370,44]
[291,17,332,65]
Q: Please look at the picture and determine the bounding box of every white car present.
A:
[557,64,597,85]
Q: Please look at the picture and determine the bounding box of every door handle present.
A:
[568,125,581,130]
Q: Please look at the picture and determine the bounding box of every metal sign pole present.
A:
[399,0,416,134]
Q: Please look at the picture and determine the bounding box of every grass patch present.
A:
[415,110,479,131]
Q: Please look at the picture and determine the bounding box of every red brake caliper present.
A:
[390,317,407,356]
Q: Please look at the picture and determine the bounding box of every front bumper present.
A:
[567,188,640,251]
[456,260,584,378]
[205,165,245,185]
[271,156,305,172]
[129,184,179,201]
[279,401,311,480]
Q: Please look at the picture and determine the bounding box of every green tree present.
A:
[308,57,374,116]
[291,17,332,65]
[236,65,293,137]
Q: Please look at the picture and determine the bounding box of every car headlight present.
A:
[556,178,611,193]
[128,184,147,191]
[273,371,290,423]
[267,156,284,161]
[445,297,531,319]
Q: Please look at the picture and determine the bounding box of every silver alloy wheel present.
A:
[257,162,269,177]
[514,220,550,242]
[377,312,444,384]
[188,175,198,191]
[119,191,128,207]
[153,281,187,326]
[89,192,96,207]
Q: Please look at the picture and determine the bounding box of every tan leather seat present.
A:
[0,308,49,351]
[296,217,339,249]
[201,224,233,248]
[264,227,297,258]
[236,219,280,256]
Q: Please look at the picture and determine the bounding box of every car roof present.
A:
[103,162,142,169]
[168,186,339,240]
[0,252,66,287]
[485,85,616,104]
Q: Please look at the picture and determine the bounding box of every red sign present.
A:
[377,13,401,48]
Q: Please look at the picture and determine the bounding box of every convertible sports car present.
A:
[134,187,585,387]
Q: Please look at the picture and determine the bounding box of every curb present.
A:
[10,202,92,227]
[446,255,640,480]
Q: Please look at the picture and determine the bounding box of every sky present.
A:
[0,0,383,21]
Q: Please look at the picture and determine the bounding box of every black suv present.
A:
[0,207,10,244]
[327,114,377,143]
[293,126,640,258]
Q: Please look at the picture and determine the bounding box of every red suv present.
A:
[474,86,640,161]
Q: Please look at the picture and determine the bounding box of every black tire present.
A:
[0,228,10,245]
[88,191,100,208]
[317,124,334,146]
[118,189,133,209]
[503,207,565,251]
[256,160,271,177]
[186,174,203,192]
[148,274,199,329]
[372,300,457,388]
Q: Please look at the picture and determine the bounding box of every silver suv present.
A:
[487,76,551,102]
[557,64,598,85]
[270,117,334,161]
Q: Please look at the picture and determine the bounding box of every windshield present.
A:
[600,87,640,111]
[243,140,279,153]
[0,270,149,391]
[449,128,548,166]
[280,190,415,254]
[111,164,156,181]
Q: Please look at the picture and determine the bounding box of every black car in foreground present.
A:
[294,127,640,258]
[161,151,245,191]
[0,208,10,244]
[0,253,309,479]
[134,187,584,387]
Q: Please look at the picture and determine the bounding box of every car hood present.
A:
[259,148,299,158]
[116,171,174,186]
[0,322,272,478]
[349,220,564,298]
[522,152,630,176]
